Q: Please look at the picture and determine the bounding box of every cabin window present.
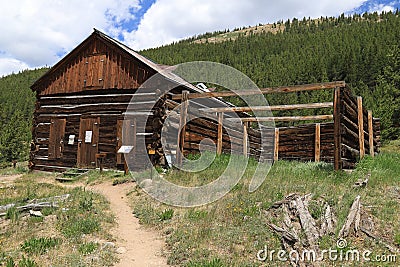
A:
[48,118,66,159]
[84,54,106,88]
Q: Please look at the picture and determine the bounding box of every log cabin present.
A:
[29,29,258,172]
[29,29,380,172]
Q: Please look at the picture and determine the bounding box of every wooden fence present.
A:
[171,81,380,170]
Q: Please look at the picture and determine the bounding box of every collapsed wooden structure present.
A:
[29,29,380,172]
[172,82,381,170]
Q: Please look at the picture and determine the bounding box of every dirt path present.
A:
[90,182,168,267]
[1,174,168,267]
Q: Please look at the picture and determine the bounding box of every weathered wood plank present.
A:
[334,87,342,170]
[172,81,346,100]
[176,91,189,166]
[368,111,374,157]
[274,128,279,162]
[200,102,334,113]
[229,115,333,122]
[357,96,365,158]
[217,112,223,155]
[315,123,321,162]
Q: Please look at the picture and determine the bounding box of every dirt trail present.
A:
[90,182,168,267]
[1,174,168,267]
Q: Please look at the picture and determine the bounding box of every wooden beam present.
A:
[357,96,365,159]
[315,123,321,162]
[176,91,189,166]
[368,110,374,157]
[217,112,223,155]
[171,81,346,100]
[333,87,342,171]
[243,122,248,156]
[274,128,279,162]
[200,102,334,113]
[227,114,333,122]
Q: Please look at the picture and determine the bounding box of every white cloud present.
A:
[0,0,139,76]
[123,0,367,50]
[368,2,395,13]
[0,58,29,77]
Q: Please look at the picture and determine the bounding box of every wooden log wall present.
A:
[30,89,161,172]
[164,99,264,161]
[339,88,380,169]
[273,123,335,163]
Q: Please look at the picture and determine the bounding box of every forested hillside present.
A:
[142,11,400,141]
[0,68,48,163]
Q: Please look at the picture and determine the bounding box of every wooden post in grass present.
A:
[333,87,342,170]
[217,112,223,155]
[274,128,279,162]
[176,91,189,167]
[357,96,365,159]
[315,123,321,162]
[368,110,374,157]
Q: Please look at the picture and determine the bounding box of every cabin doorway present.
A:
[48,118,66,160]
[77,117,100,168]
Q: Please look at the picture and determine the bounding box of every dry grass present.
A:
[0,171,118,266]
[130,150,400,266]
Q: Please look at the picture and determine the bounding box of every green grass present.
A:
[130,150,400,266]
[186,258,225,267]
[0,163,29,176]
[21,237,60,255]
[85,169,126,185]
[18,255,37,267]
[57,188,106,240]
[158,208,174,221]
[394,232,400,246]
[78,242,99,255]
[380,139,400,154]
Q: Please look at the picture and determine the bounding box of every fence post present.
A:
[217,112,223,155]
[274,128,279,162]
[315,123,321,162]
[243,121,248,156]
[357,96,365,159]
[333,87,342,170]
[176,91,189,167]
[368,110,374,157]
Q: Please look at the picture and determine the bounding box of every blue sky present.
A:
[0,0,399,76]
